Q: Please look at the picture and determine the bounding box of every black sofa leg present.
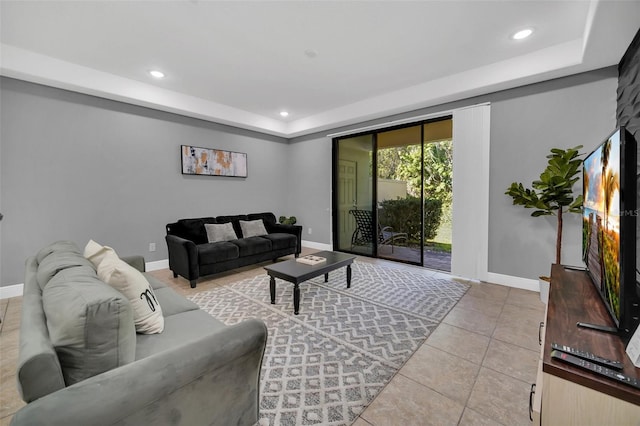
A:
[173,272,178,278]
[190,280,197,289]
[295,253,300,258]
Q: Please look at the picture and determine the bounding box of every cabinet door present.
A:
[539,320,545,357]
[539,300,549,357]
[542,374,640,425]
[531,299,547,425]
[531,361,543,425]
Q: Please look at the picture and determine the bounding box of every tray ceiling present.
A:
[1,1,639,137]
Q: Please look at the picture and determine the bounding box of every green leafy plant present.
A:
[505,146,584,265]
[278,216,297,225]
[378,197,443,243]
[377,141,452,203]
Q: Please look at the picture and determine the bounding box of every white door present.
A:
[338,159,357,250]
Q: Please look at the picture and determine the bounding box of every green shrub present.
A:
[378,197,443,242]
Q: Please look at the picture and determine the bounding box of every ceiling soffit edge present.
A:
[0,33,610,139]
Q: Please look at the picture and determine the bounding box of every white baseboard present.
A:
[300,242,539,293]
[146,259,169,271]
[485,272,540,292]
[301,240,332,251]
[0,283,24,299]
[0,258,539,299]
[0,260,169,300]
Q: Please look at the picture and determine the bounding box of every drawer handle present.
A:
[529,383,536,421]
[538,322,544,345]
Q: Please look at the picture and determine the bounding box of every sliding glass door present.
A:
[376,125,422,263]
[334,134,375,256]
[333,117,453,271]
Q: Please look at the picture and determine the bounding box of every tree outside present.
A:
[377,140,453,252]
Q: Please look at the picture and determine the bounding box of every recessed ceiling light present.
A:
[512,28,533,40]
[280,111,289,117]
[149,70,165,78]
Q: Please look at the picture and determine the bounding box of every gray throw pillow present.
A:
[37,250,95,291]
[239,219,268,238]
[36,240,82,263]
[205,222,238,242]
[43,266,136,386]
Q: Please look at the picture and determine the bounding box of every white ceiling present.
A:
[1,1,639,137]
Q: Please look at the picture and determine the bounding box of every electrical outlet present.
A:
[308,227,312,235]
[149,242,156,252]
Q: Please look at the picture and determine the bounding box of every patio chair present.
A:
[349,209,408,253]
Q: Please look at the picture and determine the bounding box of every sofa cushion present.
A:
[232,236,272,257]
[36,248,95,291]
[175,218,209,244]
[134,309,226,360]
[153,287,200,317]
[42,266,136,386]
[260,233,297,251]
[198,242,239,264]
[205,222,238,243]
[247,212,277,225]
[216,215,248,238]
[145,273,168,290]
[239,219,268,238]
[35,240,81,264]
[98,252,165,334]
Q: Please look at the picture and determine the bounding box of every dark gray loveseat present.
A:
[166,212,302,288]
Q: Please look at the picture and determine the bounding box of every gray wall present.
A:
[0,67,619,287]
[488,70,617,279]
[286,136,333,244]
[289,67,618,281]
[0,77,289,286]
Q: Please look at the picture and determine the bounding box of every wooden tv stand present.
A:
[531,264,640,424]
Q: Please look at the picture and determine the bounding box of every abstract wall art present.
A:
[181,145,247,178]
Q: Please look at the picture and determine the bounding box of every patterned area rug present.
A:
[189,261,469,426]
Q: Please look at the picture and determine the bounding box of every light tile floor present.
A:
[354,266,545,426]
[0,249,545,425]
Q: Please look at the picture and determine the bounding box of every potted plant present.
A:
[279,216,297,225]
[505,146,584,301]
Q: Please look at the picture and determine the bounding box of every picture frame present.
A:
[181,145,247,178]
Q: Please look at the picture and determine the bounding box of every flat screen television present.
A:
[582,127,639,341]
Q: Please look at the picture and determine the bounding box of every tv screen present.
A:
[582,127,638,339]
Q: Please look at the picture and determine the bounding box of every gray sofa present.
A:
[12,241,268,426]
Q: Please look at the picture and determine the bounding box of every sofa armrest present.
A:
[120,255,145,272]
[165,235,199,281]
[266,223,303,255]
[11,319,268,426]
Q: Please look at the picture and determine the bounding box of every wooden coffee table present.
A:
[264,251,356,315]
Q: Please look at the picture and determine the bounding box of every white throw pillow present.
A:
[84,239,116,269]
[204,223,238,242]
[239,219,268,238]
[97,251,164,334]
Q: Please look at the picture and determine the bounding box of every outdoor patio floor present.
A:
[352,244,452,272]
